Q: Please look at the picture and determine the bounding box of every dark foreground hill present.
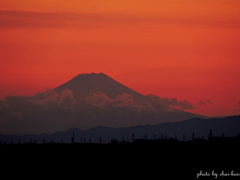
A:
[1,115,239,144]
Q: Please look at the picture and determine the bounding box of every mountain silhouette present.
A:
[54,73,143,100]
[0,73,203,134]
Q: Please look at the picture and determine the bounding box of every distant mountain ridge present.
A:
[1,115,239,144]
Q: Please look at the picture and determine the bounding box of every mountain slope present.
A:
[54,73,143,99]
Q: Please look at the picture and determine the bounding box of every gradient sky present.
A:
[0,0,240,117]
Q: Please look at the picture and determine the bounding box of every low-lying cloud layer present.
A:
[0,89,199,134]
[30,89,195,112]
[2,89,195,114]
[30,89,76,110]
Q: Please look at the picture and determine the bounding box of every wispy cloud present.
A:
[199,100,212,105]
[0,10,96,28]
[0,9,149,29]
[145,94,194,111]
[198,101,206,105]
[206,100,212,104]
[1,9,240,29]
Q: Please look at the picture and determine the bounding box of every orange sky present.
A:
[0,0,240,116]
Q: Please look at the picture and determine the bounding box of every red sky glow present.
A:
[0,0,240,117]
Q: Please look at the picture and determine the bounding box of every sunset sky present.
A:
[0,0,240,117]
